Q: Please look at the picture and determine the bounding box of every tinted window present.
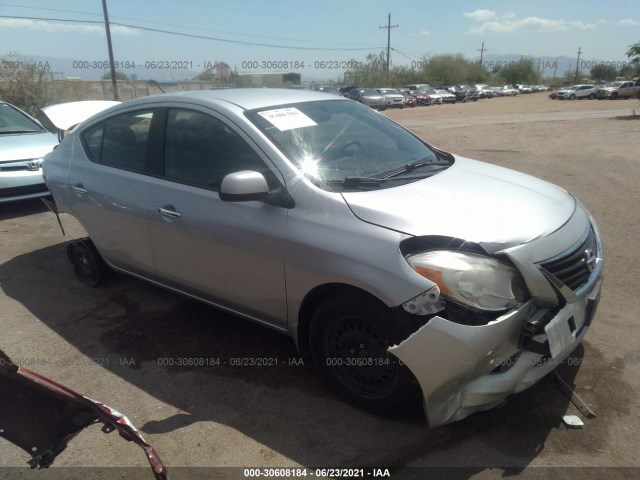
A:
[82,122,103,160]
[164,109,266,189]
[82,110,153,172]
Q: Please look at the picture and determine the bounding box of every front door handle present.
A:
[157,206,181,219]
[69,184,87,194]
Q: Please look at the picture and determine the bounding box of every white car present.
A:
[500,86,519,96]
[556,85,596,100]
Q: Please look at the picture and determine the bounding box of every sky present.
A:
[0,0,638,80]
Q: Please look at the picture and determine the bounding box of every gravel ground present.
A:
[1,92,639,480]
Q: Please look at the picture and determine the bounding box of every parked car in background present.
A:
[410,90,431,106]
[516,85,533,93]
[347,88,387,110]
[42,88,603,428]
[595,81,639,99]
[449,85,479,102]
[533,85,549,92]
[399,91,417,107]
[0,100,59,203]
[556,85,596,100]
[478,86,498,98]
[338,85,358,97]
[500,86,519,96]
[314,86,341,95]
[403,83,431,92]
[433,89,456,103]
[421,89,443,105]
[376,88,405,108]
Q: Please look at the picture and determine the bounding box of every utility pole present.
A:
[574,47,582,84]
[379,13,398,80]
[102,0,119,100]
[478,42,488,67]
[477,42,488,81]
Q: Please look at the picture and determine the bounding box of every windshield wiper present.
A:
[324,176,384,187]
[0,129,40,134]
[381,160,451,179]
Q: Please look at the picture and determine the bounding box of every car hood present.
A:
[37,101,120,133]
[0,131,58,162]
[341,156,576,253]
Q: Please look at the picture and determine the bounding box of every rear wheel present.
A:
[589,93,595,99]
[67,238,109,287]
[309,293,421,415]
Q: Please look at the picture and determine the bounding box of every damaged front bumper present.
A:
[389,272,602,428]
[0,349,167,479]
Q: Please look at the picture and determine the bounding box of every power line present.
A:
[0,14,383,51]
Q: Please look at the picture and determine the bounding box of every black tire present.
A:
[589,93,595,99]
[569,94,576,100]
[67,239,109,287]
[309,293,421,415]
[611,92,618,100]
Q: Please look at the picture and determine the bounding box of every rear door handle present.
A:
[69,184,87,194]
[157,206,181,219]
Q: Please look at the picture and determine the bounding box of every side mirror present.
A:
[219,170,269,202]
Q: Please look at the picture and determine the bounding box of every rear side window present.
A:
[81,110,154,172]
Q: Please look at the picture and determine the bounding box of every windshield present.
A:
[247,100,448,190]
[0,103,45,134]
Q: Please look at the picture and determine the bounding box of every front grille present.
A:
[0,183,48,199]
[538,228,598,291]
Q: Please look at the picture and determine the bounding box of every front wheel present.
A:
[309,293,421,415]
[569,94,576,100]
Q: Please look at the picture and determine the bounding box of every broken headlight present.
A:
[406,251,527,312]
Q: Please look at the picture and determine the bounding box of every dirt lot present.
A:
[1,92,639,479]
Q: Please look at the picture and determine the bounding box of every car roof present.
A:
[113,88,348,112]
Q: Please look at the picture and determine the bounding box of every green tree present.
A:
[101,70,129,81]
[623,41,640,79]
[343,51,388,86]
[626,41,640,64]
[0,53,54,115]
[420,54,483,85]
[590,64,617,82]
[497,59,540,85]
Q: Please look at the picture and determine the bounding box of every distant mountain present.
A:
[478,53,627,79]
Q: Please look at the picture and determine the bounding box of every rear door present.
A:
[146,107,289,326]
[67,109,156,275]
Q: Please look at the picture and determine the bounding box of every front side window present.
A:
[164,109,267,190]
[81,110,153,172]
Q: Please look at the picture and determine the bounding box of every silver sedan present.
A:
[43,89,603,427]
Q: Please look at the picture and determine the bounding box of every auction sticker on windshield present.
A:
[258,107,317,131]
